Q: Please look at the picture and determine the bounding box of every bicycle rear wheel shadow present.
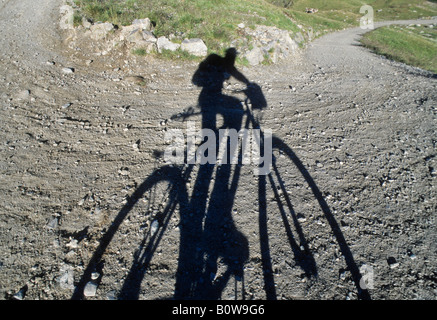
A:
[71,165,188,300]
[72,160,249,300]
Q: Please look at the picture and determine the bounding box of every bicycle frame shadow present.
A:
[71,48,371,300]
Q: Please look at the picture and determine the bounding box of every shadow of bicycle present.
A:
[71,48,371,300]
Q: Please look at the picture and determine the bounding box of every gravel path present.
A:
[0,0,435,300]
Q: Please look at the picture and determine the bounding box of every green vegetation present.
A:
[131,47,148,56]
[291,0,437,21]
[72,0,437,66]
[287,0,437,34]
[73,0,299,55]
[266,0,294,8]
[159,48,201,61]
[361,24,437,73]
[73,10,83,27]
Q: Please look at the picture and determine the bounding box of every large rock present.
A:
[122,28,157,43]
[157,36,180,53]
[133,40,157,54]
[126,28,145,43]
[132,18,152,31]
[255,25,298,56]
[180,38,208,57]
[241,25,299,64]
[120,25,139,41]
[120,17,154,41]
[118,25,157,54]
[59,5,74,30]
[142,31,157,43]
[134,30,158,53]
[245,47,265,66]
[89,22,115,40]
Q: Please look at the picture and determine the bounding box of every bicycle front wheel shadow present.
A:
[72,165,188,300]
[255,136,370,300]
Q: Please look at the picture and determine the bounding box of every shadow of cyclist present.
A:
[71,48,371,301]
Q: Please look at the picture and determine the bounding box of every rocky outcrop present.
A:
[132,18,153,31]
[245,47,265,66]
[59,4,74,30]
[234,25,300,65]
[62,4,205,58]
[88,22,115,41]
[156,36,181,53]
[61,4,309,64]
[119,19,157,54]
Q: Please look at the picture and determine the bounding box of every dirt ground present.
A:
[0,0,436,300]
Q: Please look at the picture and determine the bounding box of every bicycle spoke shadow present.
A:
[71,48,371,300]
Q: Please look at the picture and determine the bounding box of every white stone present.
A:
[62,67,74,74]
[59,5,74,30]
[58,265,75,290]
[120,28,156,54]
[82,17,92,29]
[142,30,157,43]
[119,25,140,41]
[47,217,58,229]
[66,239,78,249]
[83,281,98,297]
[106,290,117,300]
[157,36,180,53]
[15,89,30,101]
[126,28,144,43]
[132,18,152,31]
[243,25,299,64]
[181,38,208,57]
[245,47,264,66]
[90,22,114,40]
[151,220,159,236]
[91,272,100,280]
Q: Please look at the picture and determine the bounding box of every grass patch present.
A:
[159,48,202,62]
[131,48,148,56]
[361,24,437,73]
[287,0,437,34]
[365,0,437,21]
[291,0,437,21]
